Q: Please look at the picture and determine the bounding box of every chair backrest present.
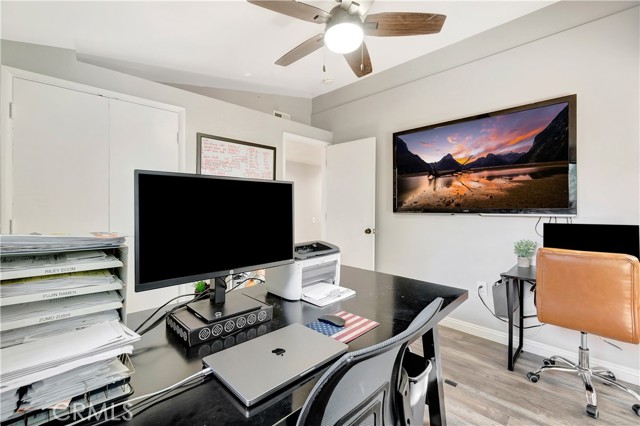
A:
[296,297,444,426]
[536,247,640,343]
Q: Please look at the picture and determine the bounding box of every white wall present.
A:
[1,40,333,313]
[312,7,640,379]
[165,83,312,126]
[1,40,332,176]
[286,161,323,242]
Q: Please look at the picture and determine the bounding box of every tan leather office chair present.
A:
[526,247,640,419]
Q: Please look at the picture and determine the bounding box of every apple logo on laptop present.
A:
[272,348,286,356]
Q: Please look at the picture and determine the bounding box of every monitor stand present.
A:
[186,277,261,324]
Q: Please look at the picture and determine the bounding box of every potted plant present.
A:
[514,239,537,267]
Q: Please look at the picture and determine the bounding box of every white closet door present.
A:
[108,99,179,236]
[11,78,110,234]
[108,99,180,313]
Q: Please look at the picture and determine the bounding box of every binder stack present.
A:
[0,234,139,425]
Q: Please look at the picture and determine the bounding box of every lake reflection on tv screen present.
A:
[396,163,569,211]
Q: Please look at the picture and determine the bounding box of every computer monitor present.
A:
[134,169,295,323]
[543,223,639,259]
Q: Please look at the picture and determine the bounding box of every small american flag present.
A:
[306,311,380,343]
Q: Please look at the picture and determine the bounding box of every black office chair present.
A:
[296,297,444,426]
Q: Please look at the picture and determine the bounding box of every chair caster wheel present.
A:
[632,403,640,416]
[543,358,555,366]
[586,404,599,419]
[527,372,539,383]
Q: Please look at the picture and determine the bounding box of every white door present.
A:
[6,74,183,313]
[325,137,376,270]
[10,78,110,234]
[109,99,181,313]
[108,99,180,235]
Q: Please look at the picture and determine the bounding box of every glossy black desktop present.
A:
[121,266,468,426]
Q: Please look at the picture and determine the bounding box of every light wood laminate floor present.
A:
[411,326,640,425]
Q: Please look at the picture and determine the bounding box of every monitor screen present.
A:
[134,170,295,293]
[543,223,639,259]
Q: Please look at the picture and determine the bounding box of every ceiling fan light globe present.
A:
[324,22,364,54]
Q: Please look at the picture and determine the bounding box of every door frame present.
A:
[0,65,186,233]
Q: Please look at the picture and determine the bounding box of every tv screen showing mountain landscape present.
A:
[393,95,576,215]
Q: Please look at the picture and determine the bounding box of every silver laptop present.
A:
[202,323,348,406]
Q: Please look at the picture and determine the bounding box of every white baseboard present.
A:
[440,317,640,386]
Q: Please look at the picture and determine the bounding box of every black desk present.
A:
[500,265,537,371]
[121,266,467,426]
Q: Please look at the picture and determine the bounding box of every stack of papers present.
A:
[302,282,356,307]
[0,236,132,424]
[1,320,139,390]
[0,320,139,421]
[0,270,124,305]
[1,249,124,280]
[1,357,133,420]
[0,291,122,331]
[0,310,119,349]
[0,234,125,255]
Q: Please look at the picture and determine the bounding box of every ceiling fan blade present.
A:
[343,41,372,78]
[247,0,331,24]
[275,33,325,66]
[364,12,446,37]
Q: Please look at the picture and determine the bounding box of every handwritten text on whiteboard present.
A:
[199,136,275,180]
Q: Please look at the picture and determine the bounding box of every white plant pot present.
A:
[517,257,531,268]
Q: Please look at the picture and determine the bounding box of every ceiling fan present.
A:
[247,0,446,78]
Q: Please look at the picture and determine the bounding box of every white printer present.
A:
[266,241,355,306]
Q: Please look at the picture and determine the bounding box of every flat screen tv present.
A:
[134,169,294,322]
[393,95,577,215]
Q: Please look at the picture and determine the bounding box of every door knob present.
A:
[364,228,373,235]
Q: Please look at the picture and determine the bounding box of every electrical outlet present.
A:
[477,281,487,297]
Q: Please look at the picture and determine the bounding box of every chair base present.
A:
[526,333,640,419]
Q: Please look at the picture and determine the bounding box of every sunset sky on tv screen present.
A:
[399,102,567,164]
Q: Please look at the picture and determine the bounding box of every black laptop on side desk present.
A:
[543,223,640,258]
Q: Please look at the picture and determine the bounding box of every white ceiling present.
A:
[1,1,557,99]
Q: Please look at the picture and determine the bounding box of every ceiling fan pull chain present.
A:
[323,48,327,72]
[360,44,364,72]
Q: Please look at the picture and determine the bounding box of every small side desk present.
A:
[500,265,537,371]
[119,266,468,426]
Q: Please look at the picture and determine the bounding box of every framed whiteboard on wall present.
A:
[196,133,276,180]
